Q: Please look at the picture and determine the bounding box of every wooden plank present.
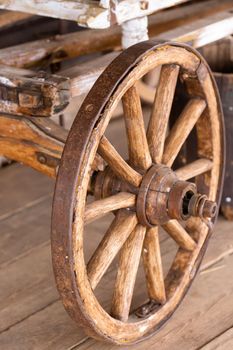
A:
[0,301,86,350]
[0,0,107,28]
[0,197,52,267]
[147,0,233,39]
[0,11,76,50]
[0,11,34,30]
[201,328,233,350]
[0,164,53,221]
[0,0,191,28]
[61,52,117,97]
[156,10,233,48]
[0,214,232,348]
[0,174,109,339]
[0,242,56,333]
[0,65,70,117]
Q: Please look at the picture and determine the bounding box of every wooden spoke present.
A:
[98,136,142,187]
[122,85,152,170]
[87,210,138,290]
[85,192,136,224]
[163,220,196,251]
[163,98,207,167]
[175,158,213,181]
[142,227,166,304]
[111,225,146,322]
[147,64,180,163]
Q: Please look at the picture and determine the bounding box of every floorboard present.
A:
[0,4,233,345]
[0,163,233,349]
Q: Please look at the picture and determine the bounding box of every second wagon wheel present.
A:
[52,41,225,344]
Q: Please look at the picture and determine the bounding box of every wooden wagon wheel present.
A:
[52,41,225,345]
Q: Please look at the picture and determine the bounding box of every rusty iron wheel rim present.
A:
[51,41,225,345]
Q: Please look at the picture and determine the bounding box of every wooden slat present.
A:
[0,11,34,30]
[87,210,138,290]
[63,52,118,97]
[0,298,85,350]
[0,197,52,267]
[0,164,53,221]
[143,227,166,304]
[156,9,233,48]
[122,85,152,170]
[175,158,213,181]
[147,64,180,163]
[200,328,233,350]
[0,242,54,333]
[163,220,196,251]
[0,165,105,343]
[98,136,142,188]
[111,225,146,322]
[163,99,207,167]
[85,192,136,224]
[0,0,191,28]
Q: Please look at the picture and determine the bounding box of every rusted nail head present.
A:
[85,104,94,113]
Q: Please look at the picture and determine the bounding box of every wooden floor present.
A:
[1,162,233,350]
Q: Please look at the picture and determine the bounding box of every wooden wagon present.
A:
[0,0,232,345]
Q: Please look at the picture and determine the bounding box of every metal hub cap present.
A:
[94,164,217,228]
[136,164,216,227]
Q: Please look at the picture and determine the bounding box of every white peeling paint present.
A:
[0,76,16,87]
[0,0,191,28]
[121,16,148,49]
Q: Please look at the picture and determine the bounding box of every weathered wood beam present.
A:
[0,11,78,49]
[0,0,191,28]
[0,65,70,117]
[0,0,231,68]
[156,10,233,48]
[0,114,103,177]
[60,52,117,98]
[0,114,63,177]
[0,11,34,30]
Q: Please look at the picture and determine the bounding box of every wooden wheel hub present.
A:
[95,163,217,227]
[137,164,197,226]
